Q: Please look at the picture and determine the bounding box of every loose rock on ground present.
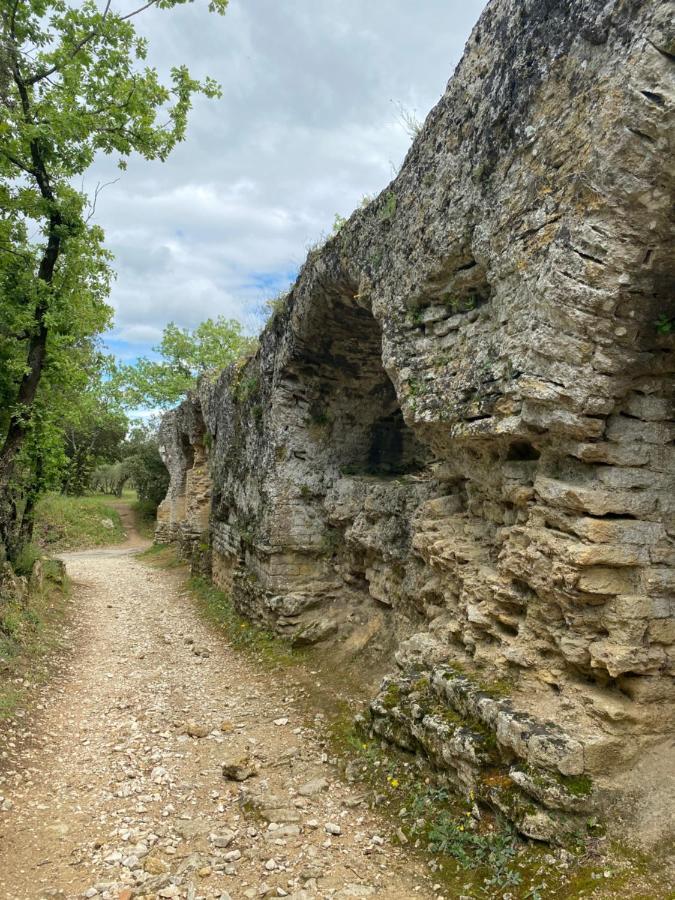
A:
[0,536,436,900]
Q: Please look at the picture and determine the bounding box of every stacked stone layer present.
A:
[157,0,675,837]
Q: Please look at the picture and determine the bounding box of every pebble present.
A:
[221,752,256,781]
[144,856,168,874]
[158,887,180,899]
[210,829,236,848]
[0,540,436,900]
[298,777,328,797]
[184,721,210,738]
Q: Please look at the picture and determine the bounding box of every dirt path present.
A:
[0,524,436,900]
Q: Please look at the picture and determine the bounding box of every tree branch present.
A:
[24,0,112,86]
[0,148,37,177]
[85,177,120,222]
[120,1,158,22]
[0,243,33,262]
[9,0,20,38]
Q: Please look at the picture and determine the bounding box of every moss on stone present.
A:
[382,681,402,710]
[557,772,593,797]
[411,675,430,693]
[477,676,514,699]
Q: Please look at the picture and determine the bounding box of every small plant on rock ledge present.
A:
[379,191,397,222]
[306,404,332,440]
[655,313,674,335]
[233,374,260,405]
[331,213,347,235]
[406,306,425,327]
[265,290,291,321]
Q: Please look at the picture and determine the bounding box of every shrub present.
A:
[13,542,40,576]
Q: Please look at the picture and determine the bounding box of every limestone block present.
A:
[577,567,636,596]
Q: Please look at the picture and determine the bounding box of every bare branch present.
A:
[85,177,121,222]
[120,1,158,21]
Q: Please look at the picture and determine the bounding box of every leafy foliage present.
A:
[61,387,128,495]
[655,313,674,335]
[90,461,129,496]
[122,424,169,509]
[0,0,227,557]
[115,317,257,408]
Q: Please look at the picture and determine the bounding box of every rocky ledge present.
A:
[156,0,674,841]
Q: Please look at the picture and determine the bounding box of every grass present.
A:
[188,575,299,667]
[140,543,185,567]
[0,559,71,721]
[34,492,126,550]
[131,498,157,539]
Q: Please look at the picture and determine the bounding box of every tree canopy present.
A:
[115,316,256,408]
[0,0,227,559]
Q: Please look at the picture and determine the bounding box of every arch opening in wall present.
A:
[285,286,431,478]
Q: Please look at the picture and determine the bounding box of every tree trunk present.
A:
[18,489,38,552]
[0,49,62,557]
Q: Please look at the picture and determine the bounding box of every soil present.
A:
[0,512,436,900]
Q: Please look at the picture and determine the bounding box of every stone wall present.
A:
[157,0,675,841]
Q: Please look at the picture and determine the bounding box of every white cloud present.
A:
[91,0,488,349]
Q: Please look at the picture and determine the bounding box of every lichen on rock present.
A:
[156,0,675,841]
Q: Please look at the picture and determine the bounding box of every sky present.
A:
[90,0,488,365]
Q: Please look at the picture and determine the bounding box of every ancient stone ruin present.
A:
[156,0,674,843]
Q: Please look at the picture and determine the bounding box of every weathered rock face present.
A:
[157,0,675,839]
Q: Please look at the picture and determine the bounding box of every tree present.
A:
[5,343,127,554]
[116,316,256,408]
[0,0,227,557]
[90,461,129,496]
[122,423,169,510]
[61,391,128,496]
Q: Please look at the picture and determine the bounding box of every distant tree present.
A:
[116,317,256,408]
[122,424,169,510]
[5,343,124,552]
[61,394,128,496]
[0,0,227,558]
[90,461,129,497]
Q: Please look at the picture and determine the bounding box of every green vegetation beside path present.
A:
[0,558,70,722]
[33,493,126,551]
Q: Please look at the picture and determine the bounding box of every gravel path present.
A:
[0,535,435,900]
